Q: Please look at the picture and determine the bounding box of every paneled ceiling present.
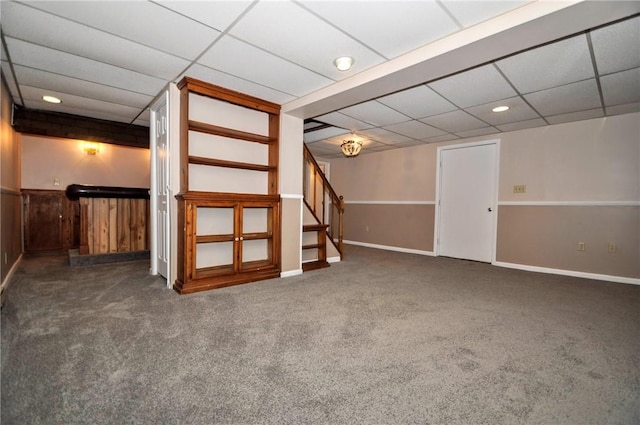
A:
[1,1,638,157]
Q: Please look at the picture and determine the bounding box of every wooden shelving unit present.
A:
[175,77,281,294]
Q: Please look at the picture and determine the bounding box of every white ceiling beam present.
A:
[283,1,640,119]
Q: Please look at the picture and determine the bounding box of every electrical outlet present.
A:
[53,177,60,186]
[365,225,369,232]
[577,242,585,251]
[513,185,526,193]
[608,243,617,253]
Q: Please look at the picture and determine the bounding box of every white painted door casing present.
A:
[437,141,499,263]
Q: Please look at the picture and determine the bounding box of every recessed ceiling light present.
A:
[492,105,509,112]
[43,95,62,104]
[334,56,354,71]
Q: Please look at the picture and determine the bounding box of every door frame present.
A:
[150,90,170,285]
[434,139,500,263]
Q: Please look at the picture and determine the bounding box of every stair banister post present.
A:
[338,195,344,257]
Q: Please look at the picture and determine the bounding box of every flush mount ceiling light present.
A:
[334,56,354,71]
[492,105,510,112]
[341,139,363,157]
[42,95,62,104]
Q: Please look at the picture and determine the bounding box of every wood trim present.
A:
[188,120,273,144]
[177,77,280,115]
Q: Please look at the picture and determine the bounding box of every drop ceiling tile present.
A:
[497,118,547,132]
[229,1,384,79]
[304,142,337,155]
[378,85,457,119]
[440,1,532,28]
[197,36,332,97]
[421,134,460,144]
[600,68,640,106]
[178,64,295,105]
[496,35,594,94]
[21,85,142,122]
[13,65,153,108]
[524,79,602,117]
[132,110,151,127]
[356,128,414,145]
[300,1,459,59]
[304,122,325,131]
[2,2,190,80]
[158,1,253,31]
[429,64,517,108]
[394,140,430,149]
[465,96,540,125]
[546,108,604,125]
[1,61,21,104]
[26,1,220,59]
[303,127,349,143]
[383,120,447,139]
[455,127,499,138]
[591,16,640,75]
[314,112,374,132]
[340,101,410,127]
[1,38,7,61]
[606,102,640,116]
[367,144,397,153]
[420,110,487,133]
[5,38,166,96]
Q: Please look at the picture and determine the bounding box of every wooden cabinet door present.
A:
[24,191,63,251]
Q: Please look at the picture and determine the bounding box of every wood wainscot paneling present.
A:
[67,185,150,255]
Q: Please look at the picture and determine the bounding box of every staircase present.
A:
[302,145,344,271]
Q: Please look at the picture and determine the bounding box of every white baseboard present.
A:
[280,269,303,278]
[343,240,435,257]
[1,253,23,293]
[327,256,341,263]
[493,261,640,285]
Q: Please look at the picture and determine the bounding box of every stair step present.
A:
[302,244,322,250]
[303,224,329,232]
[302,260,330,272]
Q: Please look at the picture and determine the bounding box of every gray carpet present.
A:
[2,246,639,424]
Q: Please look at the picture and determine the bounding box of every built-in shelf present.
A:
[175,76,281,294]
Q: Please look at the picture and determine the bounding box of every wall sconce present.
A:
[83,141,100,155]
[341,139,363,157]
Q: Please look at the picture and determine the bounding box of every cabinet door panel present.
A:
[25,193,63,251]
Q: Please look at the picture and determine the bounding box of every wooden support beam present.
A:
[12,105,149,148]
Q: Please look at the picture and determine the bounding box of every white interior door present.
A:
[150,93,170,279]
[437,142,498,262]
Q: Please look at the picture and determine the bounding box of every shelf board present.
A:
[196,234,234,243]
[242,232,271,241]
[195,264,235,279]
[188,156,272,172]
[241,259,274,272]
[188,120,274,144]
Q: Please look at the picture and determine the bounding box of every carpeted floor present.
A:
[2,246,639,424]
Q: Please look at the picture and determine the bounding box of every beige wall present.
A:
[329,113,640,280]
[21,134,150,190]
[344,204,435,252]
[279,113,304,274]
[1,76,23,284]
[498,205,639,278]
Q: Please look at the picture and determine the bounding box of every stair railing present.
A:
[303,144,344,257]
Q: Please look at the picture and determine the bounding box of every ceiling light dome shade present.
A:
[334,56,354,71]
[341,139,363,157]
